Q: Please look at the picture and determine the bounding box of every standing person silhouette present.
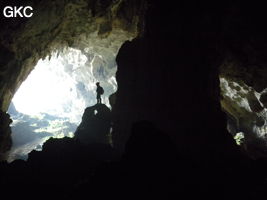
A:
[96,82,104,104]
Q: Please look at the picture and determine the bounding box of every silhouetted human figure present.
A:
[96,82,104,104]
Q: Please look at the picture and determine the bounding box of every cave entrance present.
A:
[7,47,118,162]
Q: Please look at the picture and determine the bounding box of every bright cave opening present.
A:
[7,47,118,162]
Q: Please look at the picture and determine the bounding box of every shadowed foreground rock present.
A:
[74,103,112,144]
[0,121,264,199]
[0,111,12,160]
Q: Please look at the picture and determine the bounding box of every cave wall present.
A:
[112,1,267,162]
[112,1,242,165]
[218,2,267,158]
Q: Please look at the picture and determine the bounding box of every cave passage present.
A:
[220,76,267,158]
[7,47,118,162]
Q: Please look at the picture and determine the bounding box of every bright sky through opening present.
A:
[12,49,88,123]
[8,47,118,162]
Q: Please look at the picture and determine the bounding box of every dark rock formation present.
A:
[218,2,267,156]
[112,1,241,162]
[0,136,114,198]
[108,92,116,109]
[0,111,12,159]
[260,92,267,108]
[0,121,254,199]
[74,103,112,144]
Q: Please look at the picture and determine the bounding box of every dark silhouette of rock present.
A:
[121,121,178,191]
[0,111,12,160]
[68,121,253,199]
[74,103,111,145]
[109,92,116,109]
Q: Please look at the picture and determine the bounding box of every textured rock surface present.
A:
[219,2,267,157]
[220,76,267,158]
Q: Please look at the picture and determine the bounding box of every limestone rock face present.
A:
[218,2,267,157]
[220,60,267,158]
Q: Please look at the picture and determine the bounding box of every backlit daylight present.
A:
[7,47,118,162]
